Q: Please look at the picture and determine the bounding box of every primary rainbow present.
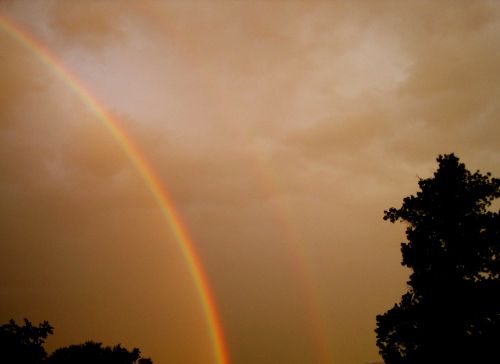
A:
[0,13,229,364]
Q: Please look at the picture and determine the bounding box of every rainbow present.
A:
[0,13,229,364]
[139,7,334,361]
[251,153,334,364]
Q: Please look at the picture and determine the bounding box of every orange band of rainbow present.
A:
[0,13,229,364]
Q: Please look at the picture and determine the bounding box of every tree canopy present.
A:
[0,318,53,364]
[47,341,152,364]
[376,154,500,363]
[0,319,152,364]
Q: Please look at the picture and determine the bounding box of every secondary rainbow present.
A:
[131,7,334,362]
[0,13,229,364]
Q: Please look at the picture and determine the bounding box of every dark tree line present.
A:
[0,318,152,364]
[376,154,500,363]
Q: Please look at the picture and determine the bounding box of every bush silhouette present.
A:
[47,341,152,364]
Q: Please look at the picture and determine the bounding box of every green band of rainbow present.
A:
[0,13,229,364]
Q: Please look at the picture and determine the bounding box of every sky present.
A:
[1,1,500,363]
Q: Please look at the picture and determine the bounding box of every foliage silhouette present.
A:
[376,154,500,363]
[0,319,152,364]
[47,341,152,364]
[0,318,54,364]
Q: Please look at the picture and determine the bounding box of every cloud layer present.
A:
[1,1,500,363]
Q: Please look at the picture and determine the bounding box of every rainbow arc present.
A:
[0,13,229,364]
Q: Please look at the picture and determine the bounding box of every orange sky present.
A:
[1,1,500,364]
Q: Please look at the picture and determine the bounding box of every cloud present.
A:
[47,0,129,49]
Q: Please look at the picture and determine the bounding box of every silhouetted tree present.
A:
[47,341,152,364]
[0,318,54,364]
[0,319,152,364]
[376,154,500,363]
